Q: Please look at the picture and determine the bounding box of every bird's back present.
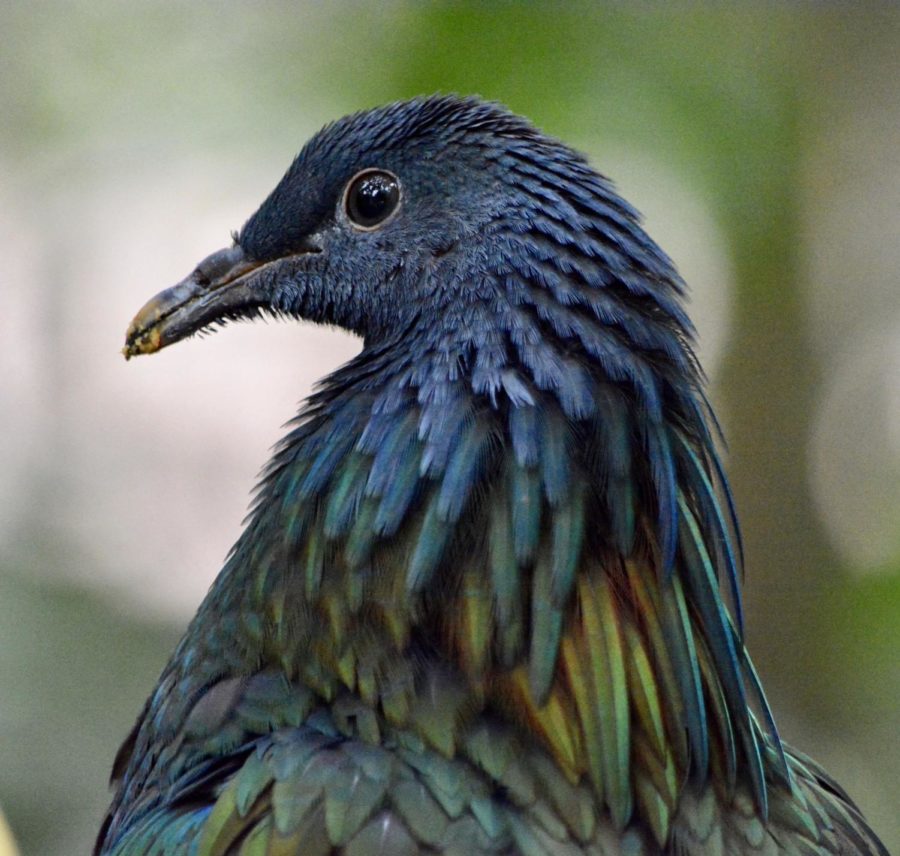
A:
[99,677,883,854]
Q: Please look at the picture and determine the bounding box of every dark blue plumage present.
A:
[99,95,886,854]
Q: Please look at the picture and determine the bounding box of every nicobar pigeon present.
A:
[97,95,887,855]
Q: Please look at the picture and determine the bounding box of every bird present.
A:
[96,95,887,855]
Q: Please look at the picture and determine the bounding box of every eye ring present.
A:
[342,169,402,231]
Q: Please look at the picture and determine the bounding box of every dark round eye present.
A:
[344,169,401,229]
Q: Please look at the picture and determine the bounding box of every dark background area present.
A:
[1,5,897,854]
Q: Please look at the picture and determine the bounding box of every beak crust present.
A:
[123,246,262,359]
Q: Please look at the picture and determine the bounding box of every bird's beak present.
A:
[123,245,265,359]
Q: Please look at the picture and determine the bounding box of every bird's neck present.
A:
[158,336,790,841]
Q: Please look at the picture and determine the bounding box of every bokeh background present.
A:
[1,4,898,854]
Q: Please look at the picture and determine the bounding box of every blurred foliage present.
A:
[0,538,178,854]
[0,3,897,854]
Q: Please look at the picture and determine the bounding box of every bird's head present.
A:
[125,96,521,355]
[124,94,693,395]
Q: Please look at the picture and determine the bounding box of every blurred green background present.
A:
[1,4,898,854]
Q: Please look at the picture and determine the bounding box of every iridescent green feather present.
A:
[528,543,564,703]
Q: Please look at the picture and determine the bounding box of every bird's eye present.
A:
[344,169,401,230]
